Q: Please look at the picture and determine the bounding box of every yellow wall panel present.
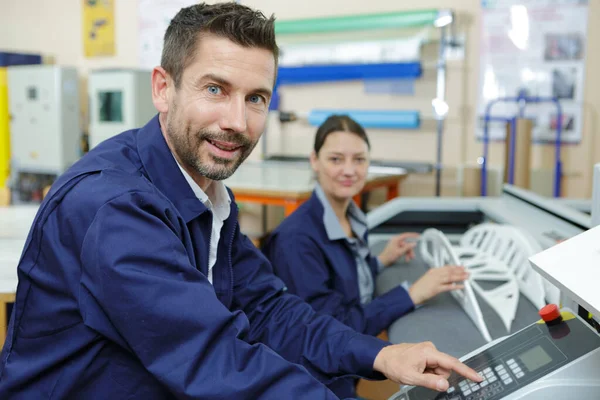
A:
[0,68,9,188]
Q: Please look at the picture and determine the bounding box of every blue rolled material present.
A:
[277,62,421,85]
[0,51,42,67]
[308,109,420,129]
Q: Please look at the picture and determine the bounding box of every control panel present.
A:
[389,310,600,400]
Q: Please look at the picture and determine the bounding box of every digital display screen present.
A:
[518,345,553,372]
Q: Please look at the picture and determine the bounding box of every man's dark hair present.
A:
[161,2,279,88]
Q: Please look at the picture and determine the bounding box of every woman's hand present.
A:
[378,232,420,267]
[408,266,470,305]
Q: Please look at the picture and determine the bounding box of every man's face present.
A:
[164,34,275,181]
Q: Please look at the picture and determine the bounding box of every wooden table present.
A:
[225,161,407,216]
[0,205,37,348]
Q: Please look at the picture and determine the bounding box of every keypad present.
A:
[451,363,517,399]
[506,357,528,381]
[465,381,505,399]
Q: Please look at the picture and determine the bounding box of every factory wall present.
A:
[1,0,598,200]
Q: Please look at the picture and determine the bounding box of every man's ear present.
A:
[151,66,171,113]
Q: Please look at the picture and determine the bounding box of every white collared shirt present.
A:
[173,157,231,284]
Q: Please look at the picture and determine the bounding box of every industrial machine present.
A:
[556,197,591,216]
[389,308,600,400]
[370,179,600,399]
[0,52,42,189]
[7,65,80,203]
[368,184,590,248]
[88,69,155,149]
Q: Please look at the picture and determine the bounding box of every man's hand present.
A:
[408,266,469,305]
[378,232,420,267]
[373,342,482,392]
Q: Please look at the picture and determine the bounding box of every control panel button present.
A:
[516,371,525,378]
[447,386,455,393]
[504,378,513,385]
[483,367,492,374]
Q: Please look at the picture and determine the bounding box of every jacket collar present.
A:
[311,183,368,242]
[136,114,208,223]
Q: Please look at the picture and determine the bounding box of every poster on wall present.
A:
[82,0,115,58]
[477,0,588,143]
[138,0,197,70]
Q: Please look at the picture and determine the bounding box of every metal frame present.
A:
[433,22,448,196]
[481,91,564,197]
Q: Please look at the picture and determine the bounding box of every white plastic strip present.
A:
[420,229,492,342]
[504,226,562,306]
[455,248,520,332]
[279,36,424,66]
[460,223,547,309]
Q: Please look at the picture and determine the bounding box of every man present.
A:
[0,3,480,398]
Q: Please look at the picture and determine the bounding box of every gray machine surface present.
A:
[369,185,591,352]
[368,185,591,251]
[556,198,591,215]
[388,309,600,400]
[372,246,539,358]
[367,184,598,399]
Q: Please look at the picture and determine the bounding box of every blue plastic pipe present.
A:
[307,109,420,129]
[277,62,422,85]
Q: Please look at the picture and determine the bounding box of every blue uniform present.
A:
[0,115,388,399]
[262,191,415,398]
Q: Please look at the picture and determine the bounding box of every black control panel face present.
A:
[393,316,600,400]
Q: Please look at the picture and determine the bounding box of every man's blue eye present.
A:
[207,86,221,95]
[249,95,263,104]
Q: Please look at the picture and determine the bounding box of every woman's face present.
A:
[311,130,370,202]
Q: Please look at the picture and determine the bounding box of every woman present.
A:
[261,115,468,399]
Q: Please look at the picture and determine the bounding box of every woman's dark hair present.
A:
[313,115,370,155]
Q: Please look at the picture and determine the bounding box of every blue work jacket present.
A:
[262,192,416,397]
[0,115,388,399]
[262,192,415,336]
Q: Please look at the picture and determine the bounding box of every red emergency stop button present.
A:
[539,304,561,323]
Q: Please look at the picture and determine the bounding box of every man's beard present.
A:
[167,116,257,181]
